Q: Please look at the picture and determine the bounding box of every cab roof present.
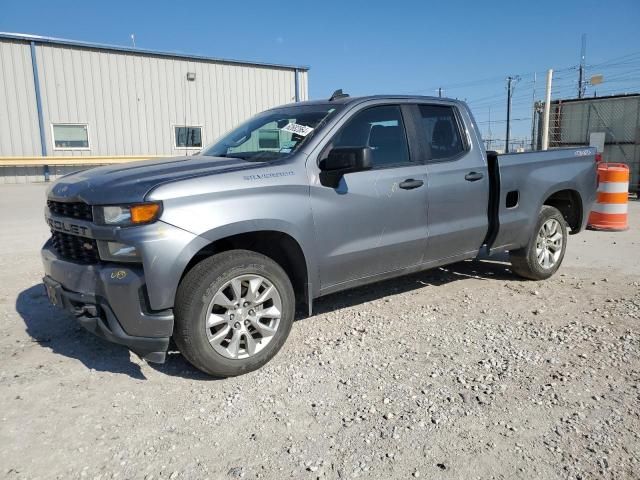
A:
[280,94,465,109]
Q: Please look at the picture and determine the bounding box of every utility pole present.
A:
[438,87,442,98]
[542,69,553,150]
[578,34,586,98]
[533,101,544,149]
[530,72,537,150]
[487,106,492,150]
[505,77,512,153]
[505,76,519,153]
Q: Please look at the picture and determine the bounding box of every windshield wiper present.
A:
[202,152,249,160]
[244,152,283,162]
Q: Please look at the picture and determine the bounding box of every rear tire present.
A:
[173,250,295,377]
[509,206,567,280]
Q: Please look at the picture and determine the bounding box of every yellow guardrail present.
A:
[0,155,167,166]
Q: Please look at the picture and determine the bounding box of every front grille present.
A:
[50,230,100,264]
[47,200,93,221]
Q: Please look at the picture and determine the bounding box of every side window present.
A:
[418,105,465,160]
[332,105,411,167]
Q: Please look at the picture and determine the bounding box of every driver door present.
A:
[308,104,429,291]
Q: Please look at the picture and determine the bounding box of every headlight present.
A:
[94,202,162,226]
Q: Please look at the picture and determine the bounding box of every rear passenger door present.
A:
[415,104,489,262]
[309,104,429,290]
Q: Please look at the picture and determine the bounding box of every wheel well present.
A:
[182,231,309,308]
[543,189,583,232]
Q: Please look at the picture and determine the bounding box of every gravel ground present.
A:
[1,184,639,480]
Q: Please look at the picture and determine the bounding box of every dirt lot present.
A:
[1,184,639,480]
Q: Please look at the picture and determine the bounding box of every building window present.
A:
[175,126,202,148]
[52,124,90,149]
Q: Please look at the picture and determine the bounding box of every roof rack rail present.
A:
[329,89,349,101]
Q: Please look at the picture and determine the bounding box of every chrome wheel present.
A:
[535,218,563,269]
[205,274,282,360]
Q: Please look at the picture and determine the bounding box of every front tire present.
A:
[509,206,567,280]
[173,250,295,377]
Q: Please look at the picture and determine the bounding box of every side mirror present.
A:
[319,147,372,188]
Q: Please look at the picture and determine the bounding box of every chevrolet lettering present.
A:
[46,217,90,236]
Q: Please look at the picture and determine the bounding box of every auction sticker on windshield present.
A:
[281,123,314,136]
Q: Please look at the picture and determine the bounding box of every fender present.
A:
[181,219,319,314]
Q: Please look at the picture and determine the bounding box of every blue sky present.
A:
[2,0,639,144]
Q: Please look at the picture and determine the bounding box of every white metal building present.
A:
[0,32,309,165]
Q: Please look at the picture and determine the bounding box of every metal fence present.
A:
[541,94,640,193]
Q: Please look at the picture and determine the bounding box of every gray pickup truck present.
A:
[42,93,597,377]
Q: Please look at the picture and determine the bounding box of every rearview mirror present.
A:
[319,147,372,188]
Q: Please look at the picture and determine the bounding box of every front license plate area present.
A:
[43,277,64,308]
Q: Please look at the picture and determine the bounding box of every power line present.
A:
[588,50,640,68]
[404,49,640,151]
[476,117,530,124]
[407,51,637,101]
[407,65,577,96]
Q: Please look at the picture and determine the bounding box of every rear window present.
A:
[418,105,466,160]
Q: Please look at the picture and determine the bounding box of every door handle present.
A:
[399,179,424,190]
[465,172,484,182]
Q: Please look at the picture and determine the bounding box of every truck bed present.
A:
[485,147,597,254]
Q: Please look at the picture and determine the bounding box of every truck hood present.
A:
[47,156,266,205]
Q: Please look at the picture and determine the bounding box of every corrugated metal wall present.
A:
[298,70,309,103]
[0,38,309,157]
[0,40,41,156]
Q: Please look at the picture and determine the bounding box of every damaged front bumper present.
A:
[42,242,173,363]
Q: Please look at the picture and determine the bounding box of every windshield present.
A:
[201,104,342,161]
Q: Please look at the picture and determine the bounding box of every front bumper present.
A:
[42,241,173,362]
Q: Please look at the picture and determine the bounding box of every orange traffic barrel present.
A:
[588,163,629,231]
